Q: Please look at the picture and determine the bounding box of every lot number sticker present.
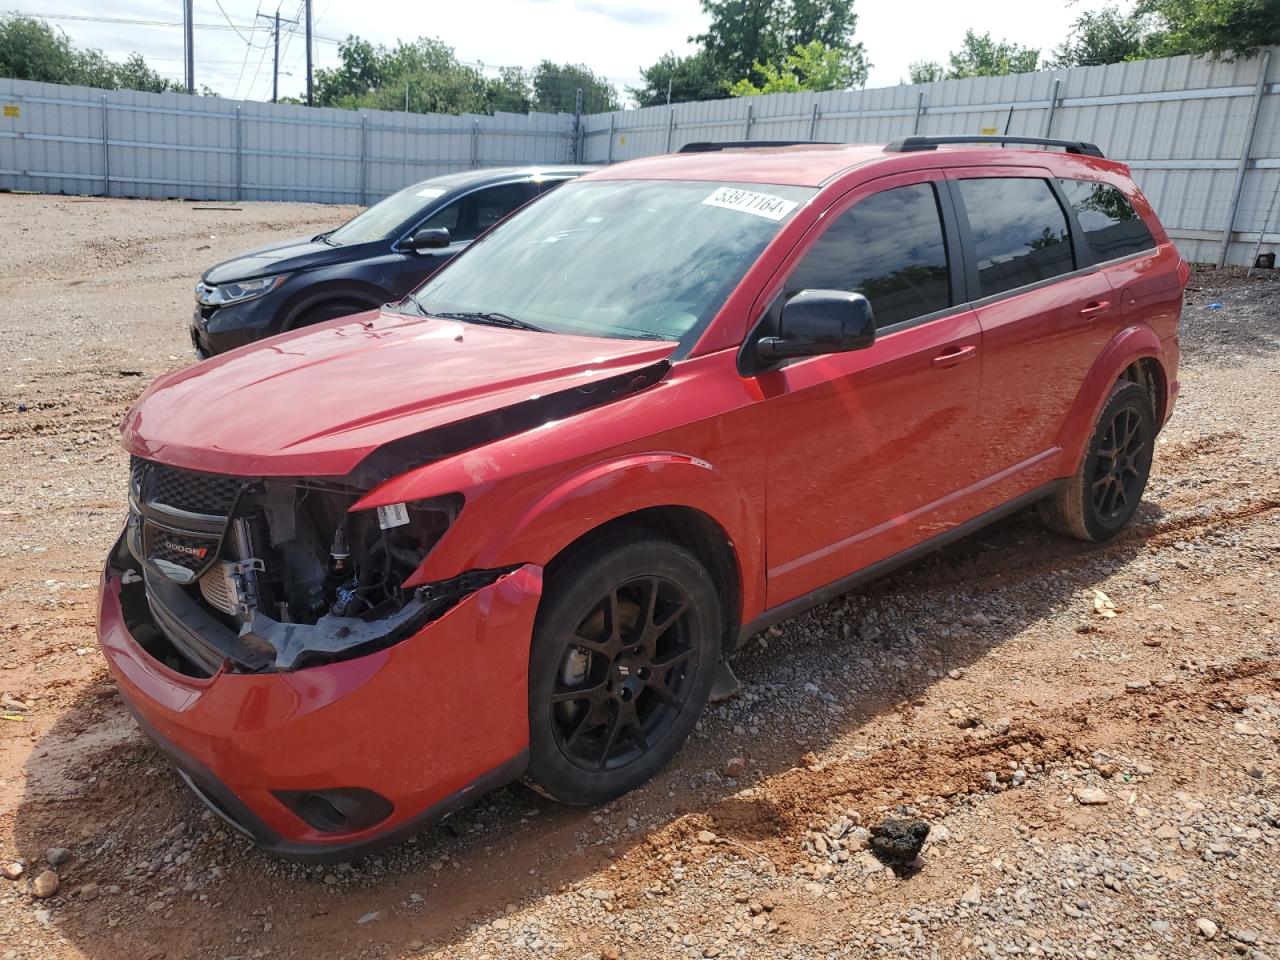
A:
[702,186,798,221]
[377,502,411,529]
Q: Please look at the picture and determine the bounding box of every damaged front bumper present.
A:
[97,540,544,860]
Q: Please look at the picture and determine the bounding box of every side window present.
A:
[957,178,1074,297]
[785,182,952,329]
[464,182,539,240]
[1059,178,1156,263]
[418,199,461,234]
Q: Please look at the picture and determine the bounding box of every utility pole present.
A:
[304,0,314,106]
[183,0,194,94]
[257,8,298,104]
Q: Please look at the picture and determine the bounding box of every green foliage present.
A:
[0,15,180,92]
[1137,0,1280,59]
[530,61,619,113]
[944,30,1041,78]
[729,40,867,96]
[628,50,727,107]
[1050,7,1161,66]
[907,61,946,84]
[691,0,783,90]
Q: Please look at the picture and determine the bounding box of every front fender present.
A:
[1057,323,1169,469]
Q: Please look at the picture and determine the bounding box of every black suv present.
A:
[190,165,592,356]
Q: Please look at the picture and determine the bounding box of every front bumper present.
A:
[97,550,543,861]
[190,295,280,358]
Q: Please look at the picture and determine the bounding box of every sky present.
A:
[10,0,1125,104]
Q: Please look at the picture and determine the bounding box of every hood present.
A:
[201,236,364,285]
[121,308,676,479]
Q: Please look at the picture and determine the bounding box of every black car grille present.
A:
[145,526,221,581]
[133,457,246,517]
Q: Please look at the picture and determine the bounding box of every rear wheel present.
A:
[526,535,721,805]
[1041,380,1155,541]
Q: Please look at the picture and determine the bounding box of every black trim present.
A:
[1047,176,1094,271]
[738,480,1065,642]
[885,135,1105,158]
[125,702,530,862]
[678,140,836,153]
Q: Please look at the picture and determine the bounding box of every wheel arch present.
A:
[278,280,389,330]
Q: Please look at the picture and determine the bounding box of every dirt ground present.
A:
[0,194,1278,960]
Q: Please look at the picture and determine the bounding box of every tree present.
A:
[1137,0,1280,59]
[1051,7,1159,66]
[691,0,783,90]
[908,61,946,84]
[531,61,619,113]
[628,50,727,107]
[0,15,179,92]
[486,66,533,114]
[944,30,1041,78]
[729,40,867,96]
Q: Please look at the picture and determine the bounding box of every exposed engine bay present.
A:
[121,457,503,675]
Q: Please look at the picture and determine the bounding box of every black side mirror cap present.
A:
[408,227,451,251]
[756,289,876,363]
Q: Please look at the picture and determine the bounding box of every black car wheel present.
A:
[526,534,720,805]
[291,299,377,330]
[1041,380,1155,541]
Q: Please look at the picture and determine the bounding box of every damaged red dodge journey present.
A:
[99,136,1185,859]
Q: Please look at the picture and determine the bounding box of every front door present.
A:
[757,173,985,608]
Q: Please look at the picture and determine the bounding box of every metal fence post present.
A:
[743,103,753,139]
[912,90,926,134]
[1042,77,1061,138]
[100,95,110,198]
[471,118,480,168]
[665,108,675,153]
[359,113,369,205]
[606,113,615,164]
[234,106,243,201]
[808,102,820,140]
[1218,50,1271,267]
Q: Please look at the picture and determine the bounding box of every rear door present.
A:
[758,171,986,607]
[949,169,1114,507]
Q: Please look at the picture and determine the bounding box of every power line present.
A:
[230,1,263,100]
[0,10,345,44]
[213,0,251,44]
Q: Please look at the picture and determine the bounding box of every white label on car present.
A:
[376,502,411,529]
[701,186,798,221]
[416,187,447,199]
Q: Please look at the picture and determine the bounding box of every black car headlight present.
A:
[195,274,288,307]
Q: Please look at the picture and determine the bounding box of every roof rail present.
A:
[677,140,836,153]
[884,135,1105,159]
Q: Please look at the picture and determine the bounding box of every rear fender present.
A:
[1058,323,1168,470]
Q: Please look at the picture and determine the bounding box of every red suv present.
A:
[98,136,1184,859]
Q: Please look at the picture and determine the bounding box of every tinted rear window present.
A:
[785,182,952,328]
[958,178,1074,297]
[1059,179,1156,262]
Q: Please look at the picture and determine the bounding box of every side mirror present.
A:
[408,227,451,251]
[757,290,876,363]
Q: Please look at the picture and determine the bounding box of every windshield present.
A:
[410,179,814,342]
[327,181,449,245]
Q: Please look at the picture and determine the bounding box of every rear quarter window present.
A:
[957,177,1074,298]
[1059,179,1156,263]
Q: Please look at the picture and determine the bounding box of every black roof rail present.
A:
[884,135,1105,159]
[677,140,837,153]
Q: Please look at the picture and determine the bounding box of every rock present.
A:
[869,818,930,865]
[1125,680,1151,691]
[1,862,23,881]
[323,873,338,885]
[31,870,59,898]
[77,882,100,901]
[960,883,982,906]
[1075,787,1109,805]
[145,900,165,912]
[1196,918,1219,940]
[696,830,717,844]
[407,941,425,952]
[357,911,380,924]
[1231,930,1259,945]
[991,717,1011,735]
[46,847,72,867]
[723,757,747,779]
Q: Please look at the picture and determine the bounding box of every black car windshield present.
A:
[410,179,814,342]
[327,181,449,245]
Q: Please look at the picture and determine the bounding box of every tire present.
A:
[1041,380,1155,542]
[291,299,375,330]
[526,534,721,805]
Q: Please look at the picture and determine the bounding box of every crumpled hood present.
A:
[201,236,363,285]
[122,308,676,479]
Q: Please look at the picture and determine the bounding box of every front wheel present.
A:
[1041,380,1155,541]
[526,535,721,805]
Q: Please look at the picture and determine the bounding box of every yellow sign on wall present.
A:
[2,105,19,118]
[980,126,997,135]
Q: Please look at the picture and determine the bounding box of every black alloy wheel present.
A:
[526,535,721,805]
[1090,405,1148,523]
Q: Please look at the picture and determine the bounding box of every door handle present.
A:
[932,344,978,367]
[1079,300,1112,318]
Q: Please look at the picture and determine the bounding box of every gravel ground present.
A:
[0,195,1278,960]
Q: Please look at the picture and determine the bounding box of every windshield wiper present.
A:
[432,310,547,333]
[313,232,339,246]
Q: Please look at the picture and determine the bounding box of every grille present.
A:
[198,565,236,614]
[133,457,246,517]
